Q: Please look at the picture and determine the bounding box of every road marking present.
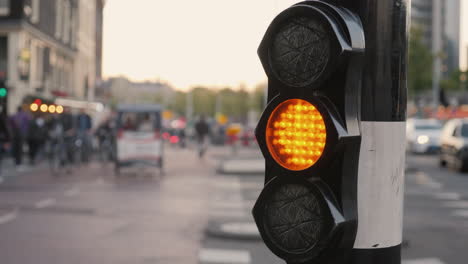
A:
[414,172,443,189]
[64,187,80,197]
[0,211,17,225]
[209,209,248,218]
[198,248,251,264]
[452,210,468,218]
[94,178,105,185]
[35,198,56,209]
[434,192,461,200]
[443,201,468,209]
[220,222,260,236]
[403,258,445,264]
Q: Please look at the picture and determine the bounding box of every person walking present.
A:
[194,115,210,158]
[9,106,30,169]
[0,114,11,176]
[76,109,92,162]
[27,115,47,165]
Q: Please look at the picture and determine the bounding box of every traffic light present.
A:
[253,1,409,264]
[0,80,7,116]
[252,2,365,263]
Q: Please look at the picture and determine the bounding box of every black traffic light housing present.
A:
[253,1,365,263]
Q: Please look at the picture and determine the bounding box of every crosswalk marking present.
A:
[414,172,443,189]
[452,209,468,218]
[443,201,468,209]
[199,248,251,263]
[64,187,81,197]
[403,258,445,264]
[433,192,461,200]
[35,198,56,209]
[0,211,18,225]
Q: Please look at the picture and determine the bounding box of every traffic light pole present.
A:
[342,0,409,263]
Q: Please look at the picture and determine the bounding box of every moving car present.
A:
[440,118,468,172]
[406,118,442,154]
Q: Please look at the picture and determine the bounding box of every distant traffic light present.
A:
[0,80,7,116]
[252,2,365,263]
[0,87,6,98]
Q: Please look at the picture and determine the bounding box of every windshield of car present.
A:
[461,124,468,137]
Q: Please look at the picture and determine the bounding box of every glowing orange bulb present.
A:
[40,104,48,112]
[30,103,39,112]
[266,99,327,171]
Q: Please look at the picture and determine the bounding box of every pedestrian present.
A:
[61,107,76,165]
[194,115,210,158]
[27,114,47,165]
[76,109,92,162]
[9,106,30,169]
[0,114,11,176]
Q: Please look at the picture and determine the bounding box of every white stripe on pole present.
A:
[353,122,406,249]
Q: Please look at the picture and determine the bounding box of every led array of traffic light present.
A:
[266,99,326,171]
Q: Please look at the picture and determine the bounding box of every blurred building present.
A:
[411,0,468,74]
[0,0,105,114]
[99,77,175,105]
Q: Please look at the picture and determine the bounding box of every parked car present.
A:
[406,118,443,154]
[440,118,468,172]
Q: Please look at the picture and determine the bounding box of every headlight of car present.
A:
[417,135,429,145]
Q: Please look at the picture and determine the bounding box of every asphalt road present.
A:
[1,149,468,264]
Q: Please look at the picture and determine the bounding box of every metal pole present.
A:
[341,0,409,263]
[432,0,442,111]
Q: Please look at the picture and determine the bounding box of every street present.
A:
[0,148,467,264]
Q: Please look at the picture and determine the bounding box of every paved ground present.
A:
[0,146,218,264]
[1,147,468,264]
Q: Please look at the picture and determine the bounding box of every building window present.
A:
[0,0,9,16]
[31,0,40,23]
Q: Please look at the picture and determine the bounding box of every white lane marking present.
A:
[403,258,445,264]
[452,210,468,218]
[220,222,259,236]
[209,209,248,218]
[434,192,461,200]
[0,211,18,225]
[414,172,443,189]
[198,248,251,264]
[64,187,80,197]
[35,198,56,209]
[94,178,105,185]
[443,201,468,209]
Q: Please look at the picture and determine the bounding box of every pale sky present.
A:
[102,0,298,90]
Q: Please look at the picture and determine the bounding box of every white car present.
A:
[406,118,443,154]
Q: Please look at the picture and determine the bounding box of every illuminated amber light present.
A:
[40,104,48,112]
[266,99,326,171]
[30,103,39,112]
[48,105,56,113]
[56,105,64,114]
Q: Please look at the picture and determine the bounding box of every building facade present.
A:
[0,0,104,114]
[411,0,467,74]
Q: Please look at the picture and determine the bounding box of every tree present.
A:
[440,70,468,91]
[408,26,433,96]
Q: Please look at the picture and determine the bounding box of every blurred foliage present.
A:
[150,84,266,121]
[440,70,468,91]
[408,26,433,96]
